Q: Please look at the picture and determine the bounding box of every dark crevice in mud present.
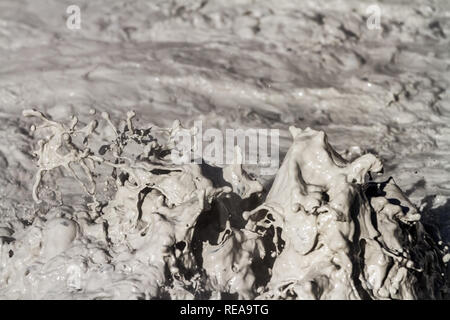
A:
[386,198,410,214]
[191,201,223,269]
[137,186,154,223]
[200,162,230,189]
[350,194,372,300]
[229,192,263,229]
[98,144,110,155]
[252,224,279,290]
[221,292,239,300]
[275,227,285,253]
[150,169,181,175]
[117,171,129,185]
[358,239,368,286]
[103,220,112,245]
[175,241,186,252]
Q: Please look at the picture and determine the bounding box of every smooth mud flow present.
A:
[0,109,446,299]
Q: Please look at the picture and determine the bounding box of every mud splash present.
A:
[0,110,447,299]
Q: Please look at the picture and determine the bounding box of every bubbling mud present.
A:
[0,110,447,300]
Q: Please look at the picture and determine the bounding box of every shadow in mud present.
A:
[421,196,450,298]
[421,195,450,245]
